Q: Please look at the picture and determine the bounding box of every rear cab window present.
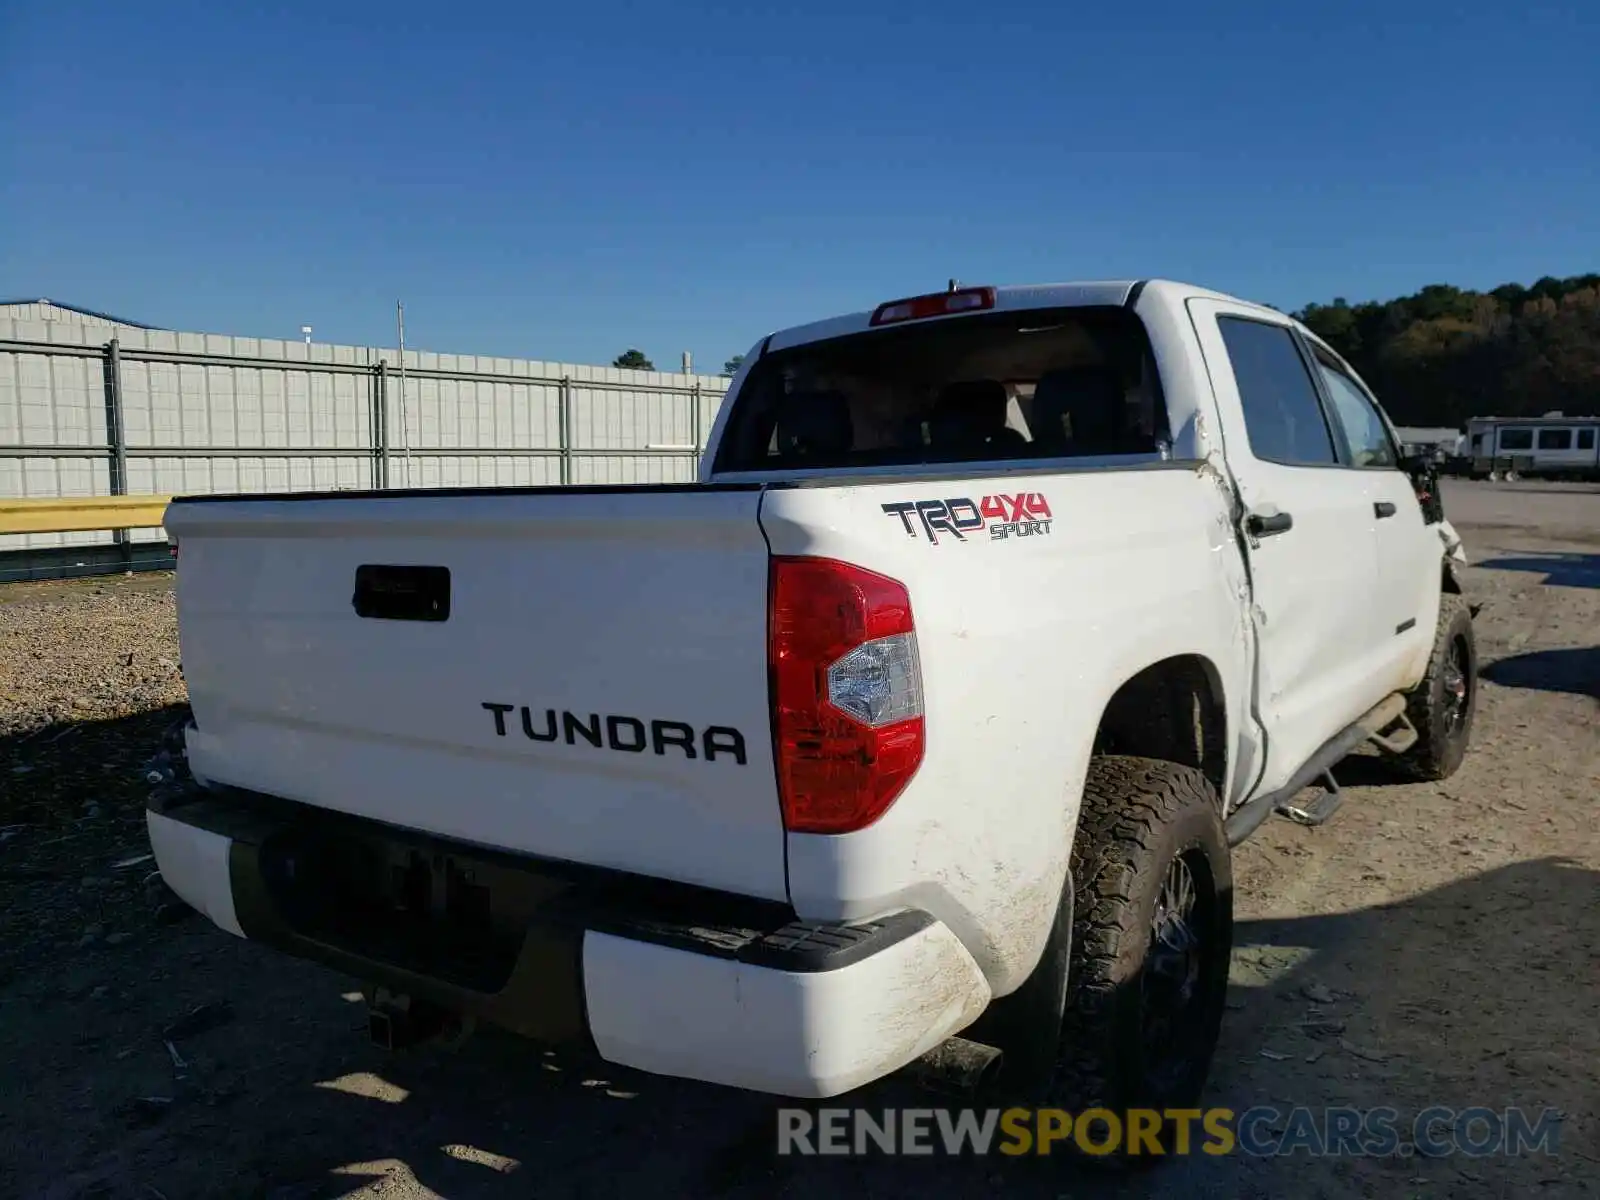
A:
[712,307,1169,474]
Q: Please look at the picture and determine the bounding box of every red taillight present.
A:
[869,286,995,327]
[769,557,925,835]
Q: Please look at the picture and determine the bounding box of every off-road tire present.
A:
[1046,757,1234,1159]
[1396,595,1477,781]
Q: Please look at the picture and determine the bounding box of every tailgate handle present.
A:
[353,565,451,622]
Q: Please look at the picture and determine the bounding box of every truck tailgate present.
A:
[164,487,786,901]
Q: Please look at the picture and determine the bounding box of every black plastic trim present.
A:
[1123,279,1150,308]
[1225,719,1371,846]
[1396,617,1417,634]
[150,783,931,976]
[743,913,931,971]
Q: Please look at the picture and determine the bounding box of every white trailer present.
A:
[1464,415,1600,480]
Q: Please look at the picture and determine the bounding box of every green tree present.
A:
[1299,299,1362,358]
[722,354,744,377]
[1289,273,1600,426]
[613,349,655,371]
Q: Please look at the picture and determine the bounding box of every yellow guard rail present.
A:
[0,495,173,535]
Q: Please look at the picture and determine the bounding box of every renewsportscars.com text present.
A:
[777,1106,1564,1158]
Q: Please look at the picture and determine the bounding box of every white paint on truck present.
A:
[150,278,1457,1100]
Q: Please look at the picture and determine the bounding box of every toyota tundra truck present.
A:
[148,280,1476,1137]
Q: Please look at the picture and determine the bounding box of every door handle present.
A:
[1246,510,1294,537]
[1374,501,1397,519]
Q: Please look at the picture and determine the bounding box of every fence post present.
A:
[104,337,131,563]
[374,361,390,489]
[559,376,572,486]
[691,381,703,476]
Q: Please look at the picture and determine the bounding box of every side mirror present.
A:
[1399,453,1445,525]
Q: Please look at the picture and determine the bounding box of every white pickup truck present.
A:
[149,280,1476,1140]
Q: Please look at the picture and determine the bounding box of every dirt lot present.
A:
[1,480,1595,1199]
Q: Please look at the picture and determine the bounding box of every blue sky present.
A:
[2,0,1595,369]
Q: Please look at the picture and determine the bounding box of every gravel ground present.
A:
[0,576,189,991]
[0,576,184,738]
[0,480,1595,1200]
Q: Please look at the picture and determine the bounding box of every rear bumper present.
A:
[146,785,989,1098]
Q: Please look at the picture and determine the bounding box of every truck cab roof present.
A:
[760,279,1291,356]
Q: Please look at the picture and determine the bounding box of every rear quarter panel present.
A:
[761,464,1250,996]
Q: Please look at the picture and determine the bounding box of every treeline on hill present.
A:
[1293,274,1600,428]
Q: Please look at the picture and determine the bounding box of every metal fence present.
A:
[0,317,730,575]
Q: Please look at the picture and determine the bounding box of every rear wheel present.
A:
[1396,595,1477,781]
[994,757,1233,1162]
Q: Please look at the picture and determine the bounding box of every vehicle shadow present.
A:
[218,857,1597,1200]
[1323,747,1414,788]
[1477,553,1600,590]
[1481,648,1600,700]
[0,704,192,987]
[0,703,190,828]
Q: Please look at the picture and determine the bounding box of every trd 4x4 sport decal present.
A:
[881,493,1053,545]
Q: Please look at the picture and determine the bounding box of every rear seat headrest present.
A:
[928,380,1016,453]
[775,389,853,459]
[1031,367,1136,453]
[932,380,1010,434]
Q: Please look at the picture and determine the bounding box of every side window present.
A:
[1216,317,1338,465]
[1313,358,1397,468]
[1580,429,1597,450]
[1499,428,1533,451]
[1537,429,1572,450]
